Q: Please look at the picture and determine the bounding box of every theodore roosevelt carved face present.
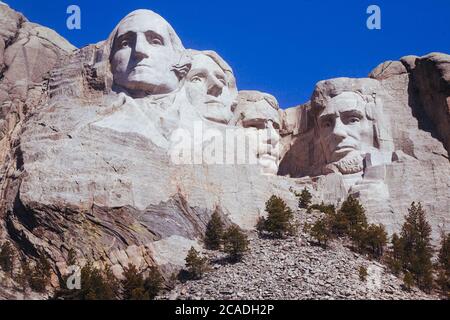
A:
[110,10,185,98]
[232,92,282,175]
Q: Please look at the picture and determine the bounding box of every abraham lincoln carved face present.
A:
[313,87,384,175]
[317,92,375,164]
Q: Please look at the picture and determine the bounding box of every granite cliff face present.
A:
[0,4,449,298]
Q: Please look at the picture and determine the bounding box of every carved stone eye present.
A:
[217,78,226,86]
[322,121,332,128]
[215,74,227,86]
[190,76,204,83]
[151,38,163,45]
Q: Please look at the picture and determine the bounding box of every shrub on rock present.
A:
[185,247,209,280]
[55,261,119,300]
[222,225,249,262]
[364,224,388,259]
[257,195,296,238]
[28,256,52,293]
[403,272,414,292]
[309,217,332,248]
[121,264,147,300]
[298,188,312,209]
[204,210,224,250]
[144,266,164,300]
[359,266,368,282]
[0,242,14,273]
[386,233,403,276]
[437,232,450,298]
[399,202,434,291]
[339,195,368,247]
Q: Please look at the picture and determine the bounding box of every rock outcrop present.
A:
[0,4,75,237]
[0,4,448,300]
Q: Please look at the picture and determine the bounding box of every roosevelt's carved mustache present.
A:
[205,99,225,106]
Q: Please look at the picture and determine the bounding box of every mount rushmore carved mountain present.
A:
[0,4,449,298]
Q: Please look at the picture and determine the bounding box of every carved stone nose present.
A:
[207,78,224,97]
[266,121,280,146]
[133,33,149,60]
[331,118,347,139]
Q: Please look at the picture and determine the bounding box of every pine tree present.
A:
[438,232,450,275]
[339,195,368,247]
[121,264,147,300]
[309,217,332,248]
[0,242,14,273]
[403,272,414,292]
[359,266,368,282]
[204,210,224,250]
[329,211,349,237]
[364,224,388,259]
[437,232,450,298]
[185,247,209,280]
[309,202,336,215]
[116,263,163,300]
[78,262,118,300]
[144,266,164,300]
[222,225,249,262]
[54,261,120,300]
[15,259,31,293]
[298,188,312,209]
[258,195,296,238]
[386,233,403,276]
[28,255,52,293]
[53,249,81,300]
[400,202,434,291]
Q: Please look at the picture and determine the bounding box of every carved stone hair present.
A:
[187,49,238,95]
[310,78,394,152]
[311,78,381,119]
[93,9,190,92]
[107,9,185,58]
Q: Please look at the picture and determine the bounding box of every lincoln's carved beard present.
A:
[323,151,365,175]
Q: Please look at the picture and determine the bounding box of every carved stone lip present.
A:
[205,99,225,106]
[133,64,153,70]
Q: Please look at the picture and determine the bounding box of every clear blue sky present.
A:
[4,0,450,108]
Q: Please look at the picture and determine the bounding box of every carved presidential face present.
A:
[110,11,182,97]
[185,54,235,124]
[317,92,374,165]
[232,91,281,175]
[245,121,281,176]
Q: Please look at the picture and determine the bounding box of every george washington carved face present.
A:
[110,10,185,98]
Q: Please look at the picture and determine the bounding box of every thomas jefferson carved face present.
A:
[185,53,235,124]
[110,10,184,97]
[317,92,375,173]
